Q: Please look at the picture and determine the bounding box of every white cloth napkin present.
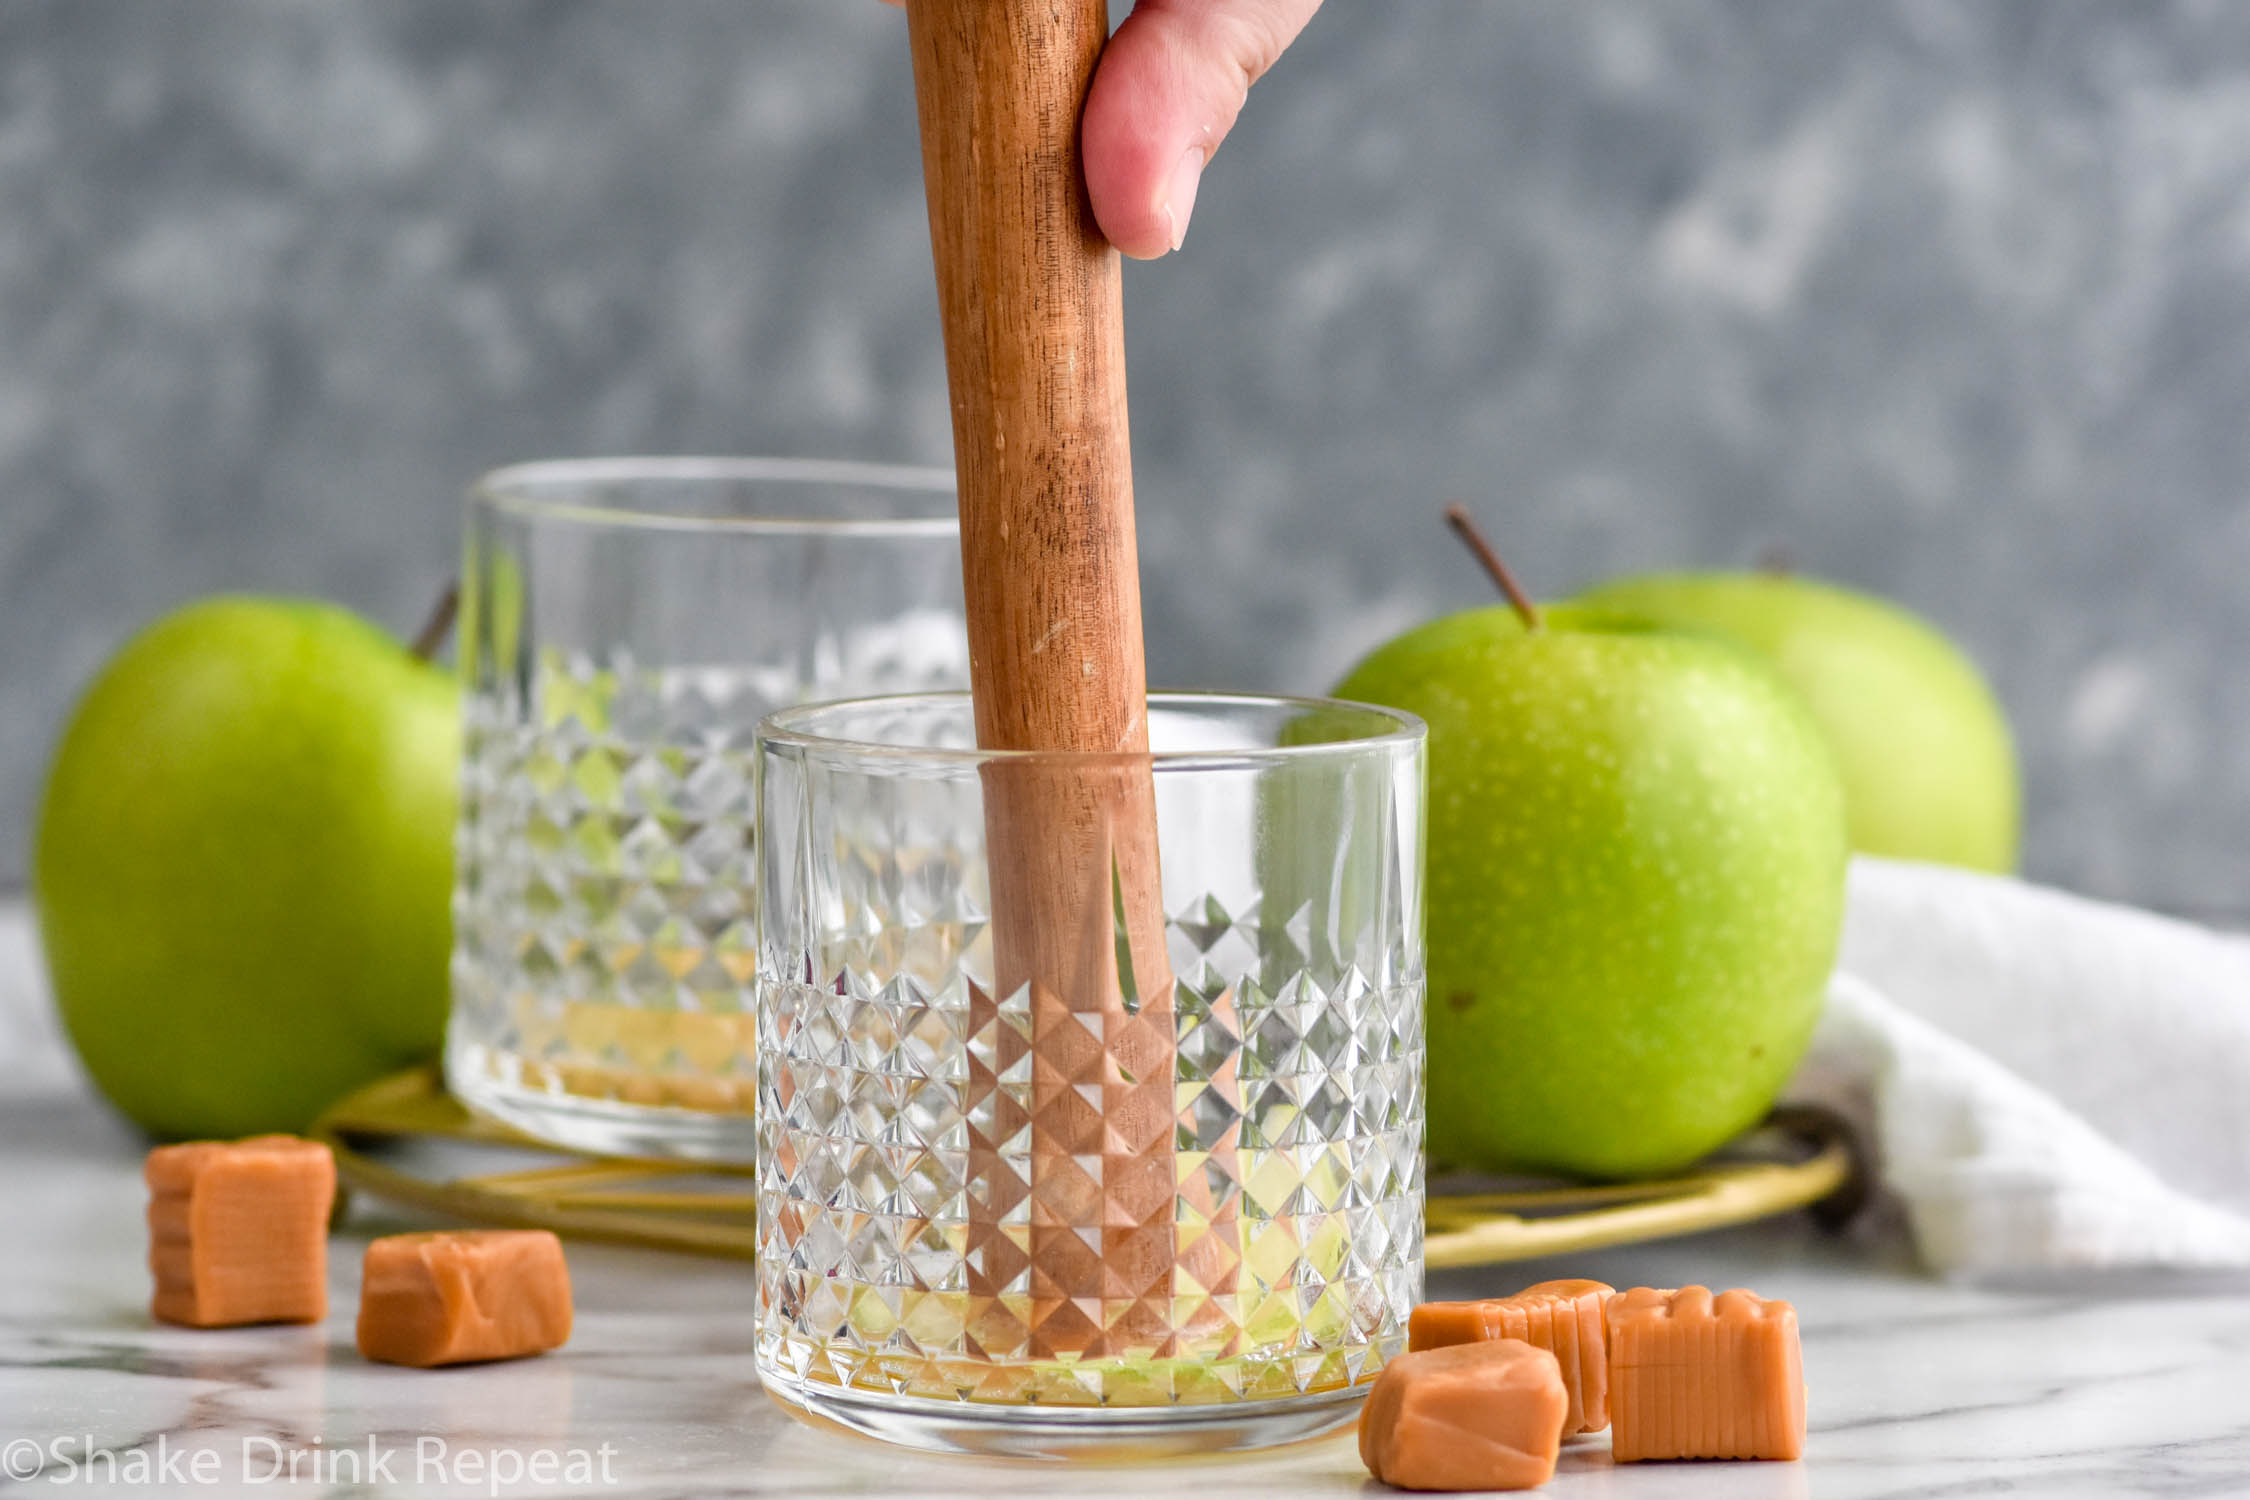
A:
[1790,857,2250,1275]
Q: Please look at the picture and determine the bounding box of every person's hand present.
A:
[883,0,1322,258]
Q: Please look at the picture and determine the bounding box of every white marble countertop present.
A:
[4,910,2249,1497]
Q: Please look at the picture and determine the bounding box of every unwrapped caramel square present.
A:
[1408,1277,1613,1434]
[1359,1339,1568,1491]
[356,1230,573,1368]
[146,1135,334,1328]
[1608,1285,1805,1462]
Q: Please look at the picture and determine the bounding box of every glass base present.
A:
[446,1044,758,1163]
[759,1377,1367,1460]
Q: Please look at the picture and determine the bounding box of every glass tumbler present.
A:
[755,692,1426,1457]
[446,458,968,1160]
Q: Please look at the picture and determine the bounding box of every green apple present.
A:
[1336,604,1847,1178]
[33,596,458,1138]
[1568,573,2018,872]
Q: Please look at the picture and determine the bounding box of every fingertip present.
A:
[1080,0,1319,257]
[1105,146,1204,260]
[1082,22,1206,258]
[1161,148,1206,253]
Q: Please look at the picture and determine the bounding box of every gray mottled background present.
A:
[2,1,2246,910]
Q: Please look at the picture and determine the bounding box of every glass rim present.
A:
[468,456,960,537]
[759,690,1427,771]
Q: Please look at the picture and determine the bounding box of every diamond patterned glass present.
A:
[445,460,968,1160]
[755,693,1426,1456]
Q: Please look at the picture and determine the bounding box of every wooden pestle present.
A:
[905,0,1182,1360]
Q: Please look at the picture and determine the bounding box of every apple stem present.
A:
[1444,504,1543,632]
[410,581,460,663]
[1755,543,1796,578]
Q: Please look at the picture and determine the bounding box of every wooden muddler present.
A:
[905,0,1181,1360]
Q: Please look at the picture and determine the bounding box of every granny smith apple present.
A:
[1337,604,1847,1179]
[34,596,458,1138]
[1569,572,2018,872]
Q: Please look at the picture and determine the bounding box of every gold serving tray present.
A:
[311,1066,1861,1269]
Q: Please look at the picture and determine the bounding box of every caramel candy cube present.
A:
[1408,1277,1613,1434]
[1360,1339,1568,1492]
[1608,1285,1805,1462]
[146,1135,334,1328]
[356,1230,573,1368]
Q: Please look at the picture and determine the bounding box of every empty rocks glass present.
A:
[446,459,968,1160]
